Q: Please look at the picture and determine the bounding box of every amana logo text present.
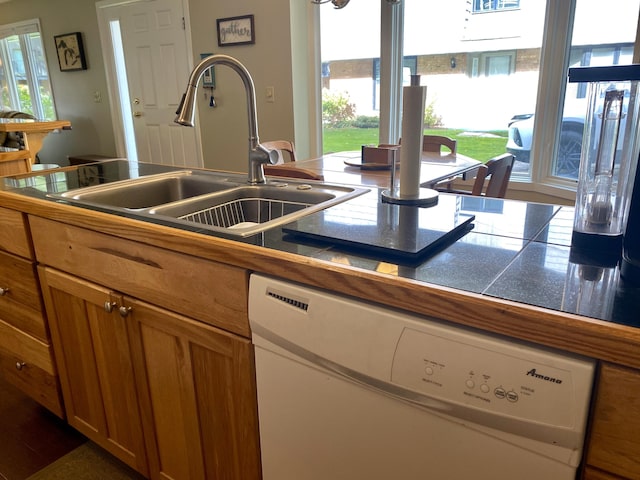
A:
[526,368,563,384]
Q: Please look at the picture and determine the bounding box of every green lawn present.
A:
[323,127,508,163]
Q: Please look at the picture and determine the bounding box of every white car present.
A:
[506,112,585,179]
[508,90,630,180]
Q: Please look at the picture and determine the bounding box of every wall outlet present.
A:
[93,91,102,103]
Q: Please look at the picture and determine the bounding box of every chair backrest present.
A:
[421,135,457,154]
[262,140,297,164]
[470,153,515,198]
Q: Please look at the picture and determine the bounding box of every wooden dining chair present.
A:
[436,153,514,199]
[421,135,457,154]
[468,153,515,198]
[262,140,324,180]
[262,140,297,164]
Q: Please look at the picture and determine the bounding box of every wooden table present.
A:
[265,151,482,189]
[0,118,71,167]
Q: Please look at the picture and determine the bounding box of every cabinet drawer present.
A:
[0,251,46,340]
[29,216,250,337]
[0,319,62,417]
[0,206,32,259]
[586,362,640,479]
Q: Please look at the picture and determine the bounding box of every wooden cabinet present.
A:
[39,267,148,475]
[30,216,260,479]
[584,362,640,480]
[0,206,62,416]
[128,296,260,480]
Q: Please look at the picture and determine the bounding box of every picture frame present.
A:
[54,32,87,71]
[216,15,255,47]
[200,53,216,88]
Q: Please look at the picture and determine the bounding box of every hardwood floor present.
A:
[0,375,86,480]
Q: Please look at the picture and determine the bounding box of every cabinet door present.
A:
[39,267,149,476]
[127,297,261,480]
[586,362,640,479]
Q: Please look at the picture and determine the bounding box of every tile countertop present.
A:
[4,159,639,328]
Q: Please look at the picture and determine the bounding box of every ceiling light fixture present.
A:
[310,0,401,8]
[309,0,350,8]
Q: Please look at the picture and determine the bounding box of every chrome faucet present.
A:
[175,54,277,184]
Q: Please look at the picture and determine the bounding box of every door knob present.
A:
[133,111,143,117]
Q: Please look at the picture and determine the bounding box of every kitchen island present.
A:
[0,160,638,480]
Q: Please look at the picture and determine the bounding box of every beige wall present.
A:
[187,0,297,171]
[2,0,299,171]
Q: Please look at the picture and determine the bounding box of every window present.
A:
[318,0,639,199]
[469,51,516,77]
[0,19,55,119]
[473,0,521,12]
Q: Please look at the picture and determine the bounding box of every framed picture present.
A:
[54,32,87,71]
[200,53,215,88]
[216,15,255,47]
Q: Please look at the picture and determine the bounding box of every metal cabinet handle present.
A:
[104,301,117,313]
[119,305,132,318]
[0,287,10,296]
[15,362,25,371]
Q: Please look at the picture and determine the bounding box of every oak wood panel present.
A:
[583,466,628,479]
[0,206,32,258]
[29,216,250,338]
[0,250,45,339]
[39,267,149,476]
[128,298,261,480]
[586,363,640,479]
[0,327,62,417]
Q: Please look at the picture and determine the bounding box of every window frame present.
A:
[472,0,521,13]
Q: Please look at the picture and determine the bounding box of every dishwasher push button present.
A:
[506,391,519,402]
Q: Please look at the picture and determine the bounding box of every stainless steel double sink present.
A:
[50,170,368,237]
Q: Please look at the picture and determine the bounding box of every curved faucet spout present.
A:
[175,54,276,184]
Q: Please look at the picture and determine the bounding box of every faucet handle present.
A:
[256,144,279,165]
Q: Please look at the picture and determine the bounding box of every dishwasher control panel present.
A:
[391,326,592,429]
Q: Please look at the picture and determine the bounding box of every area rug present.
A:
[26,442,145,480]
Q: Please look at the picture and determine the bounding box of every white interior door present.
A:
[97,0,202,168]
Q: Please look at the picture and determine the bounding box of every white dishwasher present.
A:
[248,274,595,480]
